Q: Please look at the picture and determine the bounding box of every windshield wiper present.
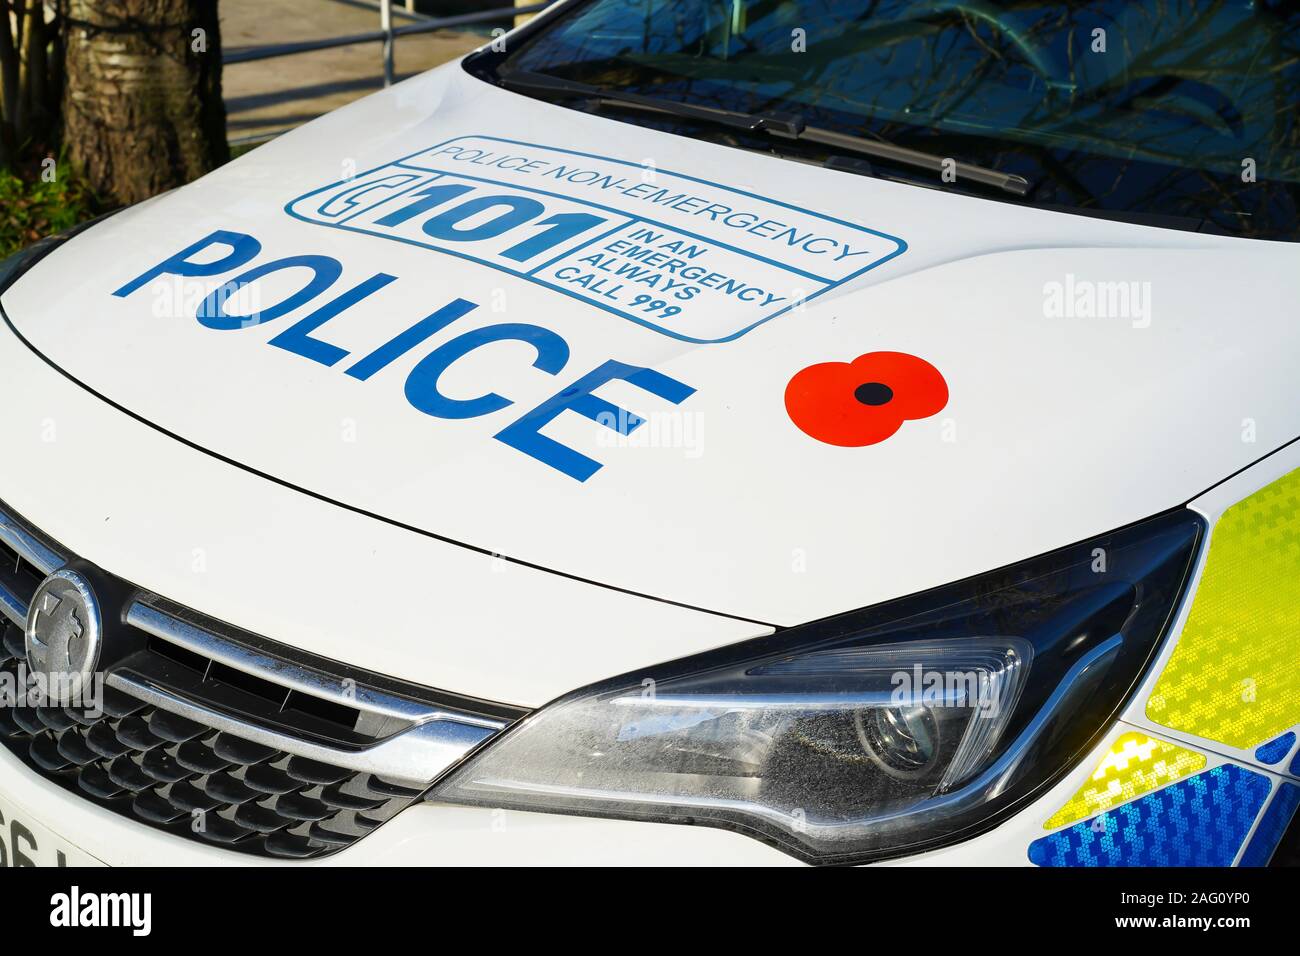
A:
[496,70,1033,197]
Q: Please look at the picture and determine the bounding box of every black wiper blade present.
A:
[496,70,1033,198]
[495,70,767,132]
[791,122,1033,197]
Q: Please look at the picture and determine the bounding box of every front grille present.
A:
[0,626,420,857]
[0,502,525,859]
[0,513,50,626]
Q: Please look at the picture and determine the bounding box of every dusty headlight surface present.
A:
[433,510,1203,864]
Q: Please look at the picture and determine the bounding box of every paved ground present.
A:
[221,0,492,144]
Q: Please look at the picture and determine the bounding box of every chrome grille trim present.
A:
[127,600,504,734]
[107,670,496,787]
[0,582,25,628]
[0,504,62,627]
[0,506,63,575]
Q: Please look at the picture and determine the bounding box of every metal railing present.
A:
[224,1,556,80]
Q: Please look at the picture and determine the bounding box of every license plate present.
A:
[0,788,104,866]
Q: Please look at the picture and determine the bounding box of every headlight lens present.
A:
[431,510,1202,864]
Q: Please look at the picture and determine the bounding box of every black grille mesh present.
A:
[0,621,423,859]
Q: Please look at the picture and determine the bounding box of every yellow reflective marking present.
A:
[1045,731,1206,829]
[1146,467,1300,749]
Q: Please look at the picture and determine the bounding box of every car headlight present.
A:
[430,510,1202,864]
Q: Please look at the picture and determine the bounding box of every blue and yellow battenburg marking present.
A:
[1146,467,1300,749]
[1031,469,1300,865]
[1029,764,1271,866]
[1239,783,1300,867]
[1255,731,1296,766]
[1044,731,1205,830]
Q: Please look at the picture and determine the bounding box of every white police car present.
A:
[0,0,1297,867]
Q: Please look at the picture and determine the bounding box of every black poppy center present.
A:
[854,382,894,406]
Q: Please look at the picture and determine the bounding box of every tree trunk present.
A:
[1,0,66,167]
[62,0,227,205]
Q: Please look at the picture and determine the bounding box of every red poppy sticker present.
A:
[784,351,948,447]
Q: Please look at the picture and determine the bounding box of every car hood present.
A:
[4,62,1298,626]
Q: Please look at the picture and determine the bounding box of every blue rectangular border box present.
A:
[285,134,908,344]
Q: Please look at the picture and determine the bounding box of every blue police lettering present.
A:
[198,255,342,330]
[496,360,696,482]
[346,298,478,381]
[404,323,569,420]
[112,230,696,481]
[270,273,397,366]
[113,230,261,298]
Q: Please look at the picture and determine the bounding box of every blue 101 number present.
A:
[373,182,607,263]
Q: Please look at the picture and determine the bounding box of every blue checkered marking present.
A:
[1255,732,1296,766]
[1239,783,1300,867]
[1029,764,1271,866]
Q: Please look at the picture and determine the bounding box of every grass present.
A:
[0,142,259,260]
[0,158,104,259]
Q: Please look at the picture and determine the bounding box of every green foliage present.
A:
[0,158,101,258]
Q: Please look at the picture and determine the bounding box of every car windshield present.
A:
[473,0,1300,240]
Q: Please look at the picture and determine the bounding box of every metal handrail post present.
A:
[381,0,395,87]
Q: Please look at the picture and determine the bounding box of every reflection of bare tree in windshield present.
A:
[491,0,1299,239]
